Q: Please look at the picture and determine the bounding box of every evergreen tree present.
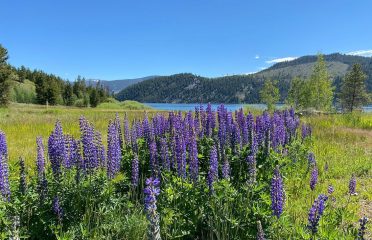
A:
[63,82,74,106]
[45,79,60,105]
[89,89,99,107]
[308,54,334,111]
[339,64,369,112]
[73,76,86,99]
[260,79,280,111]
[0,44,11,106]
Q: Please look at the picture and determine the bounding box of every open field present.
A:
[0,103,371,239]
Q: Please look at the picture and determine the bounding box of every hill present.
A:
[116,53,372,103]
[87,76,157,93]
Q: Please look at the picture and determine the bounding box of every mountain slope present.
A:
[87,76,157,93]
[116,53,372,103]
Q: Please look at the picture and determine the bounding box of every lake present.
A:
[145,103,372,113]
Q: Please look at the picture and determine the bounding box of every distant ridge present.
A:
[115,53,372,103]
[87,76,158,93]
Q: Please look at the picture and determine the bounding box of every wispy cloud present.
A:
[244,71,258,75]
[266,57,297,64]
[346,50,372,57]
[255,55,260,59]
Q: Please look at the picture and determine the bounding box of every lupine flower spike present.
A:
[308,194,328,235]
[19,157,27,195]
[270,166,284,218]
[256,220,266,240]
[144,177,161,240]
[310,166,318,191]
[349,174,357,195]
[53,196,63,223]
[358,216,368,240]
[0,131,11,201]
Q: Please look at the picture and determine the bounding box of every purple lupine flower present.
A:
[217,105,227,149]
[302,123,312,140]
[246,112,255,147]
[39,173,48,200]
[185,111,194,145]
[63,135,74,169]
[149,140,158,176]
[124,114,131,146]
[131,154,139,187]
[308,152,316,168]
[236,109,246,139]
[67,136,80,169]
[94,131,106,167]
[270,166,285,218]
[0,131,8,156]
[0,131,10,201]
[256,220,266,240]
[231,122,241,153]
[349,174,357,195]
[48,121,66,178]
[308,194,328,234]
[247,154,256,185]
[328,185,334,195]
[189,134,199,182]
[36,137,48,196]
[159,137,170,171]
[144,177,161,240]
[310,166,318,191]
[255,116,264,147]
[271,112,286,150]
[199,105,206,139]
[358,216,368,240]
[194,106,200,138]
[107,121,122,179]
[115,113,124,149]
[175,134,186,178]
[205,103,215,137]
[225,111,233,145]
[53,196,63,223]
[143,113,153,142]
[222,158,230,179]
[136,121,143,138]
[80,117,97,171]
[19,157,27,195]
[207,145,218,193]
[241,117,249,147]
[131,122,138,153]
[74,140,83,184]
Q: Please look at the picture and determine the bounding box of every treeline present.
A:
[261,55,370,112]
[0,44,110,107]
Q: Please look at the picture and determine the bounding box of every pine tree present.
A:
[63,82,74,106]
[308,54,334,111]
[339,64,369,112]
[260,79,280,111]
[0,44,11,106]
[89,89,99,107]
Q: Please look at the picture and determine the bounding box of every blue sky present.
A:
[1,0,372,80]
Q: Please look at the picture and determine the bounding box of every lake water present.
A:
[146,103,284,112]
[145,103,372,113]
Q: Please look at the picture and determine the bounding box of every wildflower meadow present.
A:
[0,105,370,239]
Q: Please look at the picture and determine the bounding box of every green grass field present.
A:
[0,103,371,239]
[0,103,155,168]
